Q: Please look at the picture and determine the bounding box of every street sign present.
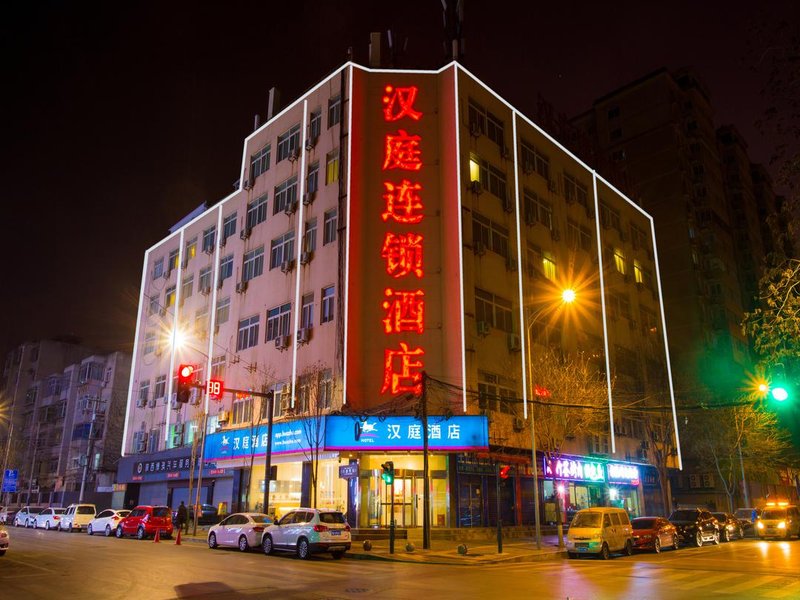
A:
[2,469,19,493]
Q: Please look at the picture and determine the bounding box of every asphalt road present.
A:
[2,526,800,599]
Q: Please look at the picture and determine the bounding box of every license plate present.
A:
[331,530,341,536]
[575,543,589,548]
[578,547,588,552]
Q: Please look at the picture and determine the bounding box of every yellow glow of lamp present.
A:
[562,289,576,304]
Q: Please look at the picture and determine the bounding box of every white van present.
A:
[59,504,96,532]
[566,507,634,559]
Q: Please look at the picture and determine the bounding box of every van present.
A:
[566,507,634,559]
[59,504,96,532]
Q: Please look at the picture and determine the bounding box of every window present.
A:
[152,257,164,280]
[143,331,156,355]
[168,249,179,272]
[309,109,321,140]
[472,156,507,202]
[590,434,610,455]
[236,315,260,351]
[307,162,319,195]
[599,202,622,232]
[542,253,556,281]
[630,224,648,251]
[194,306,209,336]
[486,111,504,148]
[474,288,513,333]
[216,296,230,325]
[274,176,298,214]
[199,267,211,292]
[633,260,643,284]
[301,293,314,329]
[477,371,516,414]
[523,190,552,229]
[246,194,268,229]
[219,254,234,282]
[319,369,333,408]
[211,355,226,379]
[137,381,151,405]
[202,226,216,253]
[328,95,341,128]
[154,375,167,400]
[304,218,317,252]
[326,149,339,184]
[566,220,592,252]
[614,248,626,274]
[321,285,335,324]
[296,375,311,413]
[266,303,292,341]
[608,293,631,320]
[47,376,62,397]
[563,173,588,208]
[468,99,487,135]
[472,213,509,259]
[165,286,176,307]
[148,294,160,316]
[607,106,620,119]
[250,144,271,178]
[323,209,337,245]
[242,246,265,282]
[222,212,237,243]
[520,141,550,181]
[269,231,295,269]
[232,397,253,425]
[185,238,197,262]
[277,124,301,162]
[181,275,193,301]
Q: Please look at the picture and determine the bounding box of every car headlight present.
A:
[757,521,765,529]
[778,521,786,529]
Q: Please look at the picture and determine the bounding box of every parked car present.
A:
[261,508,351,559]
[631,516,679,553]
[208,512,272,551]
[32,507,66,530]
[712,512,744,542]
[0,526,8,556]
[734,507,761,535]
[565,507,634,560]
[668,508,720,546]
[59,504,96,532]
[0,506,12,524]
[756,503,800,540]
[87,509,131,536]
[13,506,44,528]
[116,505,172,540]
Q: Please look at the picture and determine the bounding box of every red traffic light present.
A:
[499,465,512,479]
[178,364,195,380]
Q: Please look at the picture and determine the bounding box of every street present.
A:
[2,527,800,599]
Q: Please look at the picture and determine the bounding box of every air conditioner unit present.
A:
[288,148,300,162]
[523,161,534,175]
[240,227,251,241]
[274,335,290,350]
[305,137,317,151]
[505,257,517,272]
[469,121,481,137]
[297,327,311,344]
[148,399,157,408]
[137,398,147,408]
[203,246,214,255]
[220,236,227,248]
[236,280,248,294]
[507,334,521,352]
[217,411,229,424]
[477,321,491,337]
[280,259,295,274]
[200,285,211,296]
[217,277,225,289]
[302,191,316,205]
[284,200,298,216]
[244,174,254,190]
[513,417,525,432]
[470,180,482,195]
[548,179,558,193]
[502,197,514,213]
[300,251,313,265]
[473,241,486,256]
[550,228,561,241]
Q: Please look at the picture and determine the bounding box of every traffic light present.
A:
[176,364,195,404]
[771,385,790,402]
[381,461,394,485]
[499,465,512,479]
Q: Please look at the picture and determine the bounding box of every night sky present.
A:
[2,0,797,361]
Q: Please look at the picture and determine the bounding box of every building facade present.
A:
[118,62,679,529]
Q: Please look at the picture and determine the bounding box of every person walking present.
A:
[176,501,188,534]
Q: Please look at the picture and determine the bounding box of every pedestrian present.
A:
[176,501,188,534]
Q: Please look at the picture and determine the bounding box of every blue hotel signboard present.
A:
[203,415,489,461]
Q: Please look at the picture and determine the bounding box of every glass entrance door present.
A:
[381,469,416,527]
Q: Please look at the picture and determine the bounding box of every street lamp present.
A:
[525,288,575,550]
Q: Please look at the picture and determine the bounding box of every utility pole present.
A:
[27,421,42,504]
[421,372,430,550]
[192,410,209,536]
[262,391,275,517]
[79,398,102,502]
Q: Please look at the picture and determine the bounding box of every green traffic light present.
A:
[771,386,789,402]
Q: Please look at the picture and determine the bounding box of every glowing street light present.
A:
[562,288,576,304]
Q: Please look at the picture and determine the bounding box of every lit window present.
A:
[326,149,339,184]
[168,249,179,272]
[165,286,176,307]
[614,248,626,274]
[542,255,556,281]
[469,156,481,183]
[185,238,197,261]
[634,260,643,283]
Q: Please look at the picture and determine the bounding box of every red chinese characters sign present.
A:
[379,85,426,396]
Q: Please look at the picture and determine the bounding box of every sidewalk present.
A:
[175,528,566,565]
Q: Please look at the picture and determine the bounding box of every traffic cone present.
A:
[175,528,182,545]
[153,528,160,543]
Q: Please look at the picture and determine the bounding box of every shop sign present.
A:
[456,455,496,475]
[166,472,180,479]
[113,483,127,492]
[543,457,605,482]
[204,419,312,461]
[132,475,143,482]
[325,415,488,451]
[207,468,225,476]
[339,464,359,479]
[133,455,192,476]
[606,463,640,485]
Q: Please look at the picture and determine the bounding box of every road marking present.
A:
[672,572,734,590]
[760,580,800,598]
[649,569,695,582]
[716,575,781,594]
[2,556,57,573]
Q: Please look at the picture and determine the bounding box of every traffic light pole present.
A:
[496,461,503,554]
[262,392,275,518]
[421,373,431,550]
[389,478,395,554]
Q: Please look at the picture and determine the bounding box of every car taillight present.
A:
[54,516,60,520]
[112,516,119,520]
[313,524,329,532]
[252,526,265,532]
[344,524,351,531]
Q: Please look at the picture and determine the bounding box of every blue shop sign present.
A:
[325,415,488,451]
[204,420,314,461]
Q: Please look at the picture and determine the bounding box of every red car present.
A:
[115,506,173,540]
[631,516,679,553]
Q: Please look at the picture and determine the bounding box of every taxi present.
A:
[756,501,800,540]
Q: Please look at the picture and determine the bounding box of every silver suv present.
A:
[261,508,351,559]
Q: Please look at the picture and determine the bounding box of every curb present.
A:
[347,548,566,565]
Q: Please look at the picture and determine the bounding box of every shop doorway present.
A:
[380,469,417,528]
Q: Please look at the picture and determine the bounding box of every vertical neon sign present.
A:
[380,85,426,396]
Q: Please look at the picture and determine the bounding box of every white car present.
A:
[0,506,8,524]
[14,506,44,528]
[260,508,351,559]
[208,512,273,551]
[87,509,131,536]
[33,508,67,530]
[59,504,96,532]
[0,526,8,556]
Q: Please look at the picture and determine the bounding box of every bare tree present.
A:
[297,362,331,509]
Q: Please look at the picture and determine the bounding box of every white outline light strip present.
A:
[343,65,354,405]
[205,205,224,415]
[164,229,185,443]
[511,113,527,419]
[593,172,616,453]
[290,101,309,407]
[453,65,468,412]
[650,216,682,469]
[122,250,150,457]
